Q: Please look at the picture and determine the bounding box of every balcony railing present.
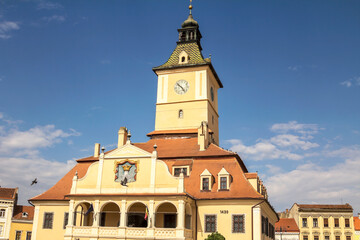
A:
[69,226,192,239]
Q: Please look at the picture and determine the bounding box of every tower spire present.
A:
[189,0,193,15]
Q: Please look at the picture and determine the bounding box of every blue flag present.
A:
[85,204,94,216]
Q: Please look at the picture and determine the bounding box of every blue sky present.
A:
[0,1,359,213]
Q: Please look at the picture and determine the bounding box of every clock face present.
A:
[174,80,189,95]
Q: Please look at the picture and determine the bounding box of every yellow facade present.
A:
[289,204,355,240]
[155,66,220,144]
[9,221,32,240]
[30,5,278,240]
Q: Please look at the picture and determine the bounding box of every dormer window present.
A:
[173,166,189,177]
[200,169,212,191]
[179,51,189,64]
[22,212,28,218]
[218,167,231,191]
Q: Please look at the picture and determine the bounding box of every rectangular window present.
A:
[304,236,308,240]
[324,218,329,227]
[15,231,21,240]
[262,216,265,234]
[43,212,54,229]
[26,232,32,240]
[345,218,350,228]
[302,218,308,227]
[334,218,339,227]
[185,214,191,229]
[325,236,330,240]
[313,218,318,227]
[336,236,340,240]
[63,212,69,229]
[0,225,3,235]
[232,214,245,233]
[346,236,351,240]
[205,215,216,232]
[174,167,187,177]
[220,177,227,190]
[314,236,319,240]
[0,209,5,218]
[202,178,209,190]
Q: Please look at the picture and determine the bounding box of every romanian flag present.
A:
[144,206,149,220]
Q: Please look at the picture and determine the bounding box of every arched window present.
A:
[74,202,93,226]
[155,202,178,228]
[100,202,120,227]
[179,110,183,119]
[181,56,186,62]
[127,202,148,228]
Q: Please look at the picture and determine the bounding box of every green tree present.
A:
[205,232,225,240]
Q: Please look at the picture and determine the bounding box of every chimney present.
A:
[94,143,100,157]
[118,127,128,148]
[198,121,210,151]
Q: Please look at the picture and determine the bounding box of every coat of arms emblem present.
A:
[114,160,138,186]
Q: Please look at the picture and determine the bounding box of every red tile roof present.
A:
[0,187,17,200]
[275,218,299,232]
[245,173,258,179]
[30,162,92,201]
[354,216,360,231]
[31,138,257,201]
[297,204,353,211]
[12,205,34,221]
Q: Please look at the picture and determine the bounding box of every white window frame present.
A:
[217,167,230,191]
[172,166,190,177]
[200,169,212,191]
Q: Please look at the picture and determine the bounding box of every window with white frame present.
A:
[200,169,212,191]
[217,167,230,190]
[0,209,5,218]
[15,231,21,240]
[173,166,189,177]
[0,225,3,236]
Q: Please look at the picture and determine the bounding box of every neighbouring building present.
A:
[0,187,34,240]
[354,214,360,240]
[29,3,278,240]
[275,218,300,240]
[286,203,355,240]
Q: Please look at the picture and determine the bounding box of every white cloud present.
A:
[270,134,319,150]
[340,76,360,88]
[270,121,321,136]
[0,114,80,204]
[266,147,360,212]
[0,21,20,39]
[42,15,66,23]
[0,156,75,205]
[288,65,302,71]
[0,125,80,155]
[228,139,303,161]
[37,1,63,10]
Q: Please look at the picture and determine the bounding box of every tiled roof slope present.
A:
[0,187,17,200]
[275,218,299,232]
[297,204,353,211]
[353,216,360,231]
[153,42,207,69]
[30,162,92,201]
[162,157,263,200]
[32,138,254,201]
[12,205,34,221]
[133,138,235,159]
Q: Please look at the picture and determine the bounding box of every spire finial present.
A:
[189,0,193,14]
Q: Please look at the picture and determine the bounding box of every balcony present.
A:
[68,226,192,239]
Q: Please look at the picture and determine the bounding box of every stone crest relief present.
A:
[114,160,138,186]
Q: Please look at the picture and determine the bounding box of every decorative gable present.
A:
[105,144,152,159]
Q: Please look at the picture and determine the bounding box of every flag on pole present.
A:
[85,204,94,216]
[144,206,149,220]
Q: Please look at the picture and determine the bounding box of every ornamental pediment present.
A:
[105,144,152,159]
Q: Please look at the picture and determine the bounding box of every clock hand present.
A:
[177,83,185,92]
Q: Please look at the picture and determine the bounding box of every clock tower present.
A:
[151,4,223,145]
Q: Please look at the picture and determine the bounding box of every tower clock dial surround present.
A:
[174,79,189,95]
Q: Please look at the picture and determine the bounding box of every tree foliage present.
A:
[205,232,225,240]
